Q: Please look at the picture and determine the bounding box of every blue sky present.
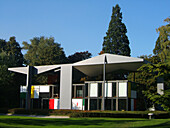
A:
[0,0,169,57]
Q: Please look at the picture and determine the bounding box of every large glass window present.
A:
[54,85,60,98]
[72,85,84,98]
[90,99,97,110]
[98,83,102,97]
[105,99,111,110]
[85,99,88,110]
[90,83,98,97]
[112,82,116,97]
[118,99,126,111]
[113,99,116,110]
[76,86,83,98]
[50,85,60,98]
[72,86,75,98]
[119,82,127,97]
[98,99,102,110]
[42,99,49,109]
[105,83,112,97]
[85,83,88,97]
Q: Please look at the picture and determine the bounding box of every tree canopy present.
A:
[0,37,24,108]
[128,18,170,110]
[132,63,170,110]
[68,51,92,63]
[102,4,131,56]
[23,36,67,66]
[153,17,170,64]
[0,37,24,66]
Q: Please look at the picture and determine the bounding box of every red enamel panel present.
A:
[49,99,54,109]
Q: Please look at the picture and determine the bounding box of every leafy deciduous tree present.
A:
[153,17,170,63]
[68,51,92,63]
[0,37,24,108]
[23,36,67,66]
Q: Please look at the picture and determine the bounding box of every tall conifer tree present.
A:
[102,4,131,56]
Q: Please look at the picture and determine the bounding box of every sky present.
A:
[0,0,169,57]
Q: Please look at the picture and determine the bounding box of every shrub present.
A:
[49,109,82,116]
[70,111,170,118]
[0,108,9,114]
[8,108,49,115]
[2,108,170,118]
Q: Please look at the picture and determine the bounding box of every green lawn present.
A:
[0,115,169,128]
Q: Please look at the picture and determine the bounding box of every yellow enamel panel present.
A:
[128,82,131,98]
[31,86,34,99]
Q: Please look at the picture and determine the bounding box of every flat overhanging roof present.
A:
[8,53,146,76]
[8,65,62,75]
[72,53,145,77]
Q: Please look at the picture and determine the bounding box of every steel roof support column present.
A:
[26,66,32,110]
[102,56,107,111]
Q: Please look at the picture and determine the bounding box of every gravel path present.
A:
[0,113,70,118]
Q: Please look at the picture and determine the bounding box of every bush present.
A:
[0,108,9,114]
[49,109,82,116]
[1,108,170,118]
[8,108,49,115]
[70,111,170,119]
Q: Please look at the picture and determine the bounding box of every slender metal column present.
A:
[26,66,32,110]
[102,56,107,111]
[116,82,119,111]
[88,83,90,110]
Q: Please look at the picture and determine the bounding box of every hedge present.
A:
[0,108,9,114]
[70,111,170,119]
[0,108,169,118]
[8,108,49,115]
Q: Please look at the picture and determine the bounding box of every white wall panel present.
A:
[90,83,98,97]
[54,99,60,109]
[20,86,27,92]
[72,99,83,110]
[119,82,127,97]
[105,83,112,97]
[131,91,137,98]
[157,83,164,95]
[34,86,39,99]
[40,86,49,92]
[60,65,72,109]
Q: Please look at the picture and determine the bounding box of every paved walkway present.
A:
[0,113,70,118]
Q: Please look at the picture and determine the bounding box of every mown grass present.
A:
[0,115,169,128]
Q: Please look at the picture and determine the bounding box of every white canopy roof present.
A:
[8,53,145,77]
[8,65,61,75]
[73,53,145,77]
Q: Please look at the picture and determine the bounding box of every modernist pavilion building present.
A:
[9,53,146,111]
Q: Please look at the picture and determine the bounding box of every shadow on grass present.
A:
[137,121,170,128]
[0,117,169,128]
[0,117,144,127]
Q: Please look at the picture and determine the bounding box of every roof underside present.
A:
[8,54,145,76]
[73,53,145,77]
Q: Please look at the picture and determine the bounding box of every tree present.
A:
[139,54,161,64]
[0,52,24,108]
[0,37,24,108]
[23,36,67,66]
[127,18,170,110]
[68,51,92,63]
[0,37,24,66]
[136,63,170,111]
[0,39,6,52]
[128,54,170,110]
[153,17,170,63]
[102,4,131,56]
